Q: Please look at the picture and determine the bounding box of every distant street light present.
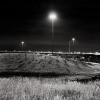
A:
[68,37,76,54]
[72,37,75,45]
[72,37,76,53]
[21,41,27,60]
[48,11,58,54]
[21,41,24,51]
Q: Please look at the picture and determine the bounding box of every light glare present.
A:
[21,41,24,45]
[49,12,57,21]
[72,38,75,41]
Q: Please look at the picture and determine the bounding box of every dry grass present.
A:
[0,53,100,100]
[0,77,100,100]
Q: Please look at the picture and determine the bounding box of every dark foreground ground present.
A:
[0,71,100,83]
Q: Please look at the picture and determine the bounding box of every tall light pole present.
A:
[48,11,57,54]
[21,41,24,51]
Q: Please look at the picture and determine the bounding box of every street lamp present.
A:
[72,37,75,45]
[72,37,76,53]
[68,37,76,54]
[48,11,58,54]
[21,41,24,51]
[21,41,27,60]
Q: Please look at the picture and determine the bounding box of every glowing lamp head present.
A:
[21,41,24,45]
[72,38,75,41]
[48,12,57,21]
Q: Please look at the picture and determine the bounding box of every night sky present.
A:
[0,0,100,52]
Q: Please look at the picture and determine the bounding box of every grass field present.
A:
[0,77,100,100]
[0,53,100,100]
